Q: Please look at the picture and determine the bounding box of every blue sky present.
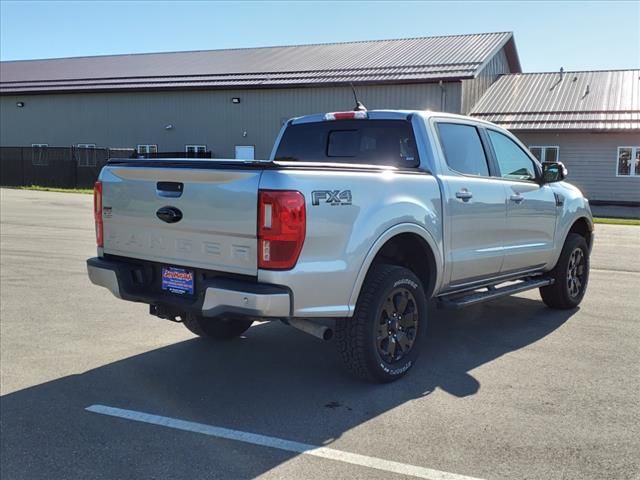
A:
[1,1,638,72]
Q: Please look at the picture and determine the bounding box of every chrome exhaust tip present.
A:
[286,318,333,341]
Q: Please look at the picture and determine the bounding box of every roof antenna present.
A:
[350,83,367,111]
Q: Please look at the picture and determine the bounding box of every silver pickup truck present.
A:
[87,109,593,382]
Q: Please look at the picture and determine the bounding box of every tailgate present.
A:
[100,163,262,276]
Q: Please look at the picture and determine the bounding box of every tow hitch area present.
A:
[150,304,184,322]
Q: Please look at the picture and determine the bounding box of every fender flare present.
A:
[347,223,443,315]
[549,214,594,269]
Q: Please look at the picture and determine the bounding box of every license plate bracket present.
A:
[161,266,194,295]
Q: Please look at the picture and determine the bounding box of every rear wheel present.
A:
[183,314,253,340]
[540,233,590,309]
[336,264,427,383]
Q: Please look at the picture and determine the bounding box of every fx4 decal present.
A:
[311,190,352,206]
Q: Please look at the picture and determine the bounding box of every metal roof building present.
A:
[471,69,640,130]
[471,70,640,204]
[0,32,636,204]
[1,32,520,93]
[0,32,521,165]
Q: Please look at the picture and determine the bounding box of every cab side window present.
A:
[487,130,537,181]
[437,123,489,177]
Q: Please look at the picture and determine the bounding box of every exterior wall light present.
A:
[232,97,241,104]
[16,102,25,108]
[165,124,174,130]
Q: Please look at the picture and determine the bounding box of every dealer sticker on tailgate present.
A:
[161,267,194,295]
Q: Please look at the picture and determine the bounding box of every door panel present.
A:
[501,182,557,272]
[443,175,507,284]
[435,122,507,286]
[485,129,558,272]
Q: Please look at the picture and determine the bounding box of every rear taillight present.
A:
[93,181,103,247]
[258,190,306,270]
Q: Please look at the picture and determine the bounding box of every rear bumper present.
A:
[86,257,291,318]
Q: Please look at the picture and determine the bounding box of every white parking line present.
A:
[86,404,484,480]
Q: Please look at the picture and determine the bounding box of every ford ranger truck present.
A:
[87,110,593,383]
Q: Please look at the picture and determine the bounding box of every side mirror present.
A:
[542,161,567,183]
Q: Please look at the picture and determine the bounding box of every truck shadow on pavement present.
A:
[1,296,577,479]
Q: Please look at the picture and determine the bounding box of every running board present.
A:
[438,278,554,309]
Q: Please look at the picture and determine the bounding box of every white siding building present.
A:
[471,70,640,204]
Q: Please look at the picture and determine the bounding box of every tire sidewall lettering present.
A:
[379,359,413,376]
[393,278,418,289]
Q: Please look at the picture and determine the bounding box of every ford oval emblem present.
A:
[156,206,183,223]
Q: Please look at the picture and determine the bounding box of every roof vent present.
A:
[550,67,564,91]
[584,84,590,96]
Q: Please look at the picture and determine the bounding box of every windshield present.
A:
[274,119,420,167]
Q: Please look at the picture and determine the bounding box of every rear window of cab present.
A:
[274,119,420,167]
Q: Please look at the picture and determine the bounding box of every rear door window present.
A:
[275,119,419,167]
[436,123,489,177]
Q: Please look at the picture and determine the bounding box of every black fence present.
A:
[140,151,212,159]
[0,147,211,189]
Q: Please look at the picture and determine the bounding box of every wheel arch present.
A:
[548,215,594,271]
[348,224,443,314]
[567,216,594,251]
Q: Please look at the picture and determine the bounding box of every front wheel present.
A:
[183,314,253,340]
[540,233,590,309]
[336,264,428,383]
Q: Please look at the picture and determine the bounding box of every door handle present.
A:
[156,181,183,198]
[510,194,524,204]
[455,190,473,201]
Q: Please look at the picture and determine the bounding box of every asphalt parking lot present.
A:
[1,188,638,480]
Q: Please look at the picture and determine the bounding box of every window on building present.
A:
[31,144,48,166]
[77,143,97,167]
[487,129,537,181]
[529,146,559,163]
[137,144,158,155]
[235,145,255,160]
[436,123,489,176]
[617,146,640,177]
[185,145,207,153]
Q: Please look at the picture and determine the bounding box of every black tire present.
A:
[336,264,428,383]
[182,314,253,340]
[540,233,590,309]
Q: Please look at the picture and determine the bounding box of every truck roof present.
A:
[290,109,502,130]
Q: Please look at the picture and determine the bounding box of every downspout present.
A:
[439,80,446,112]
